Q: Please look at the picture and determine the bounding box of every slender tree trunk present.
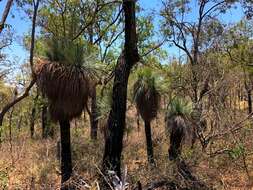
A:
[41,104,47,138]
[192,66,199,103]
[41,103,49,138]
[136,111,140,132]
[90,86,98,140]
[30,92,39,139]
[247,89,252,114]
[8,106,14,156]
[42,104,55,138]
[17,115,23,131]
[102,0,139,178]
[59,119,72,188]
[30,106,36,138]
[144,121,155,164]
[87,23,98,140]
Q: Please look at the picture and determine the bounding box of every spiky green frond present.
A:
[133,68,159,101]
[45,38,86,67]
[166,97,192,119]
[43,37,109,82]
[133,67,160,122]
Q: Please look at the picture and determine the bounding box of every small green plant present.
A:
[228,144,245,160]
[0,170,8,189]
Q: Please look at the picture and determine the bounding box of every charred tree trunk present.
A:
[169,123,184,161]
[137,111,140,132]
[247,89,252,114]
[102,53,130,177]
[41,104,47,138]
[30,106,36,138]
[102,0,139,178]
[90,86,98,140]
[42,95,55,138]
[41,103,54,138]
[42,106,55,138]
[59,119,72,188]
[144,121,155,164]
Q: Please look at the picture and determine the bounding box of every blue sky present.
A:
[0,0,245,64]
[0,1,29,65]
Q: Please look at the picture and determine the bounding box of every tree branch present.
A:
[141,39,166,57]
[93,7,123,45]
[0,78,36,126]
[206,112,253,142]
[30,0,40,77]
[0,0,14,34]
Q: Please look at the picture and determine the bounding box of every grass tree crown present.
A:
[133,68,160,122]
[35,38,93,121]
[165,97,192,120]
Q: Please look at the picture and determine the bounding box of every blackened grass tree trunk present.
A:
[168,117,185,160]
[41,103,55,138]
[41,102,48,138]
[41,95,55,138]
[59,119,72,188]
[144,121,154,164]
[243,71,253,114]
[102,0,139,178]
[247,89,252,114]
[30,106,36,138]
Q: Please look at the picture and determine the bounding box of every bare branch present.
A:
[206,112,253,142]
[141,39,167,57]
[202,1,226,19]
[72,0,121,41]
[93,7,123,45]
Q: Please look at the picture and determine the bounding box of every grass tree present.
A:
[133,68,160,164]
[165,98,192,161]
[36,38,90,188]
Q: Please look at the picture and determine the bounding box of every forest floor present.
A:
[0,107,253,189]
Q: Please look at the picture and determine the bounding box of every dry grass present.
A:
[0,107,253,189]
